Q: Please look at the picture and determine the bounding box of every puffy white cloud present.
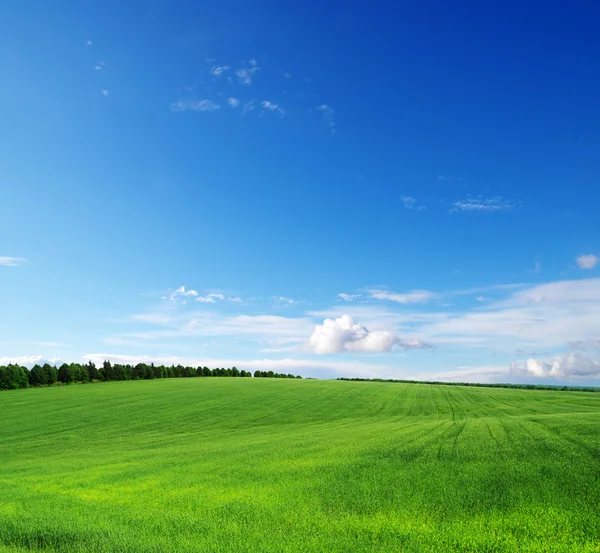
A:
[308,315,432,354]
[368,288,435,304]
[511,353,600,379]
[576,254,599,269]
[0,257,27,267]
[171,99,220,112]
[168,286,198,302]
[228,97,240,108]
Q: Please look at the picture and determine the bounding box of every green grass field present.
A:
[1,379,599,552]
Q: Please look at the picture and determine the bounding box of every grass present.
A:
[0,378,599,552]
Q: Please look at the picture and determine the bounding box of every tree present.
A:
[86,361,98,381]
[43,364,58,385]
[29,364,48,386]
[58,363,74,384]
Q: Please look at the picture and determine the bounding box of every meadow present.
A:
[0,378,599,552]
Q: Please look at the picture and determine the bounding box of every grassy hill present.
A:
[0,378,599,552]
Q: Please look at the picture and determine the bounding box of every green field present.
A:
[1,379,599,552]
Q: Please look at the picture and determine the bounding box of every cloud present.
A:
[308,315,432,354]
[171,99,220,112]
[511,353,600,379]
[450,196,516,213]
[283,72,292,79]
[0,356,64,368]
[168,286,198,302]
[260,100,285,116]
[534,260,542,274]
[272,296,298,306]
[236,65,259,86]
[243,100,256,114]
[86,40,93,46]
[228,97,240,108]
[210,65,231,77]
[101,90,109,96]
[368,288,435,304]
[316,104,335,134]
[576,254,599,269]
[568,339,600,351]
[94,61,105,71]
[0,257,27,267]
[400,196,427,211]
[338,293,358,302]
[196,293,225,304]
[438,174,463,182]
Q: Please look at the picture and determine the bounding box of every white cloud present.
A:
[450,196,516,213]
[94,62,105,71]
[316,104,335,134]
[400,196,426,211]
[438,174,463,182]
[0,356,64,368]
[228,97,240,108]
[236,66,259,86]
[368,288,435,304]
[308,315,432,354]
[229,296,242,302]
[101,90,109,96]
[0,257,27,267]
[338,293,358,302]
[168,286,199,302]
[171,99,220,112]
[576,254,599,269]
[243,100,256,114]
[511,353,600,379]
[260,100,285,116]
[210,65,231,77]
[196,293,225,304]
[272,296,298,306]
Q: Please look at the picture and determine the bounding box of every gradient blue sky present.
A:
[2,0,600,383]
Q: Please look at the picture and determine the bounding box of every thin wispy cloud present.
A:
[400,196,426,211]
[228,97,240,108]
[196,293,225,304]
[243,100,256,114]
[94,61,105,71]
[86,40,93,46]
[450,196,516,213]
[283,72,292,79]
[236,66,259,86]
[368,288,436,305]
[210,65,230,77]
[338,293,359,302]
[272,296,298,306]
[0,256,27,267]
[316,104,335,134]
[260,100,285,116]
[576,254,599,269]
[171,99,219,112]
[438,174,463,182]
[101,90,109,96]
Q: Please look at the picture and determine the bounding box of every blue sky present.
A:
[1,0,600,383]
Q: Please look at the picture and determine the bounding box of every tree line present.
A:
[0,361,302,391]
[337,377,600,392]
